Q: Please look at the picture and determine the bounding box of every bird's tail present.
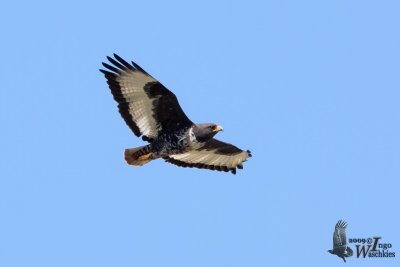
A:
[347,247,354,257]
[124,145,153,166]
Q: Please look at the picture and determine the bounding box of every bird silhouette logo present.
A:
[328,220,354,262]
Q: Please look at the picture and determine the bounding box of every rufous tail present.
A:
[124,145,153,166]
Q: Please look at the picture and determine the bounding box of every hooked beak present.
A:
[213,125,223,132]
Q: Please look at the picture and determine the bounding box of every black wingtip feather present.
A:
[99,69,109,75]
[131,61,149,75]
[247,150,252,157]
[336,220,347,228]
[102,62,122,74]
[107,56,126,71]
[113,54,136,71]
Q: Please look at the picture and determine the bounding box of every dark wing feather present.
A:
[333,220,348,251]
[100,54,193,141]
[143,81,193,131]
[164,139,252,174]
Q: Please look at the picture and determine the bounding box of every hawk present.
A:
[100,54,252,174]
[328,220,353,262]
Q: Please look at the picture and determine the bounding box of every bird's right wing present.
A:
[100,54,193,142]
[333,220,348,249]
[164,138,252,174]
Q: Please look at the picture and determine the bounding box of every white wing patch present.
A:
[168,148,249,169]
[117,71,160,139]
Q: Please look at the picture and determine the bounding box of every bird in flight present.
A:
[328,220,353,262]
[100,54,251,174]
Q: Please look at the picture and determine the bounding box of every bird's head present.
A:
[193,123,223,142]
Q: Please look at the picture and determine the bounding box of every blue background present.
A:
[1,1,399,266]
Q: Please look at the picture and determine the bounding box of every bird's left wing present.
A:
[333,220,348,249]
[100,54,193,142]
[164,139,252,174]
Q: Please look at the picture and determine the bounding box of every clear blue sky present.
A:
[1,1,399,266]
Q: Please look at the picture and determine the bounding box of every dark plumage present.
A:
[100,54,251,174]
[328,220,353,262]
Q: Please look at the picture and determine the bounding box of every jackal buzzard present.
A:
[328,220,353,262]
[100,54,251,174]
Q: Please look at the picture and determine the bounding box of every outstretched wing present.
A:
[333,220,348,250]
[100,54,193,142]
[164,139,252,174]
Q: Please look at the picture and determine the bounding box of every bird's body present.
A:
[150,127,195,157]
[126,125,218,164]
[100,54,251,174]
